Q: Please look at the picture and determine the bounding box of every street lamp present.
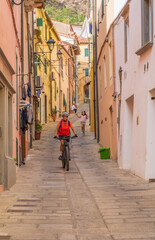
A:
[47,37,55,51]
[12,0,24,5]
[57,50,62,59]
[46,37,55,116]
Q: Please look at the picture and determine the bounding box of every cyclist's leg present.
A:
[60,140,64,151]
[59,140,64,160]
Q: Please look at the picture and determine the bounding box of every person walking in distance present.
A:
[76,111,88,136]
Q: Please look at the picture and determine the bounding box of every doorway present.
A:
[146,89,155,179]
[109,106,114,159]
[123,95,134,169]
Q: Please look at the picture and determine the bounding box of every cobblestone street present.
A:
[1,112,155,240]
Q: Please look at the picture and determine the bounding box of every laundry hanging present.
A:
[22,85,27,100]
[27,83,31,97]
[27,106,33,125]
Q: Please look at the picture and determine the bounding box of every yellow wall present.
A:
[77,43,89,103]
[34,9,60,123]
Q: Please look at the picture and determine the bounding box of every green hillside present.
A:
[45,0,85,24]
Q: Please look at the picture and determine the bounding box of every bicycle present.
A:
[54,135,77,171]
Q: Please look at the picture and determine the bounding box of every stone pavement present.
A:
[1,107,155,239]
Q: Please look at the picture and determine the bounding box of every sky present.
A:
[114,0,128,17]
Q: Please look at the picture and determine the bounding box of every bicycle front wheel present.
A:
[62,150,65,168]
[65,147,69,171]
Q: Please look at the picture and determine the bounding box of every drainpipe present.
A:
[112,24,116,99]
[92,0,96,139]
[21,2,24,163]
[93,0,100,142]
[32,9,37,140]
[27,12,32,148]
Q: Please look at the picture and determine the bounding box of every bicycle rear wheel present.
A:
[65,147,69,171]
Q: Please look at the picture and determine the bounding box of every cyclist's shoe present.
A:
[58,155,62,160]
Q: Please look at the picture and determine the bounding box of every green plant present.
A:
[52,109,57,114]
[45,3,85,24]
[36,121,42,131]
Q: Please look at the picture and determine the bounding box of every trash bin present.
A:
[99,148,110,159]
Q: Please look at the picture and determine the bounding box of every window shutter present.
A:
[85,48,89,57]
[102,0,104,18]
[35,64,37,76]
[85,68,89,76]
[37,18,43,27]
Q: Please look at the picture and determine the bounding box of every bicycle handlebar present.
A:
[54,135,77,140]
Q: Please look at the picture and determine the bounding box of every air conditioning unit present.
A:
[35,76,42,89]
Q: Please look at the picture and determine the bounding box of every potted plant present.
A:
[52,109,57,122]
[36,121,42,140]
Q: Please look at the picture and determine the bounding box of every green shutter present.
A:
[37,18,43,27]
[85,48,89,57]
[35,64,37,76]
[85,68,89,77]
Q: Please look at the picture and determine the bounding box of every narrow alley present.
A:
[0,105,155,240]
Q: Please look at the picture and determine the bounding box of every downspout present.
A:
[27,12,32,148]
[92,0,96,139]
[21,2,24,163]
[32,10,37,140]
[94,0,100,142]
[112,24,116,98]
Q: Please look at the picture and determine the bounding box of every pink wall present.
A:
[0,0,21,161]
[115,0,155,179]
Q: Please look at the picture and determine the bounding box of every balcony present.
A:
[24,0,45,12]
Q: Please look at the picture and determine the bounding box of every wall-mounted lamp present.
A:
[47,37,55,52]
[57,50,62,59]
[12,0,24,5]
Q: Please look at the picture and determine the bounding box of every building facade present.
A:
[115,0,155,179]
[97,0,117,160]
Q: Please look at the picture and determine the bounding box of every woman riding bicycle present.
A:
[54,112,77,160]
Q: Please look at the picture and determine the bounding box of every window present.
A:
[85,48,89,57]
[103,56,107,88]
[85,68,89,76]
[142,0,153,46]
[102,0,104,18]
[124,17,129,62]
[109,42,112,80]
